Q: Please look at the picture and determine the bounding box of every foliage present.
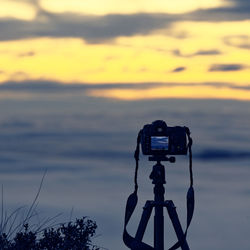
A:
[0,217,99,249]
[0,172,101,249]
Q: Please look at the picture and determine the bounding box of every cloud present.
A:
[0,119,34,129]
[0,0,249,43]
[224,35,250,49]
[1,80,250,94]
[203,82,250,90]
[209,64,247,72]
[172,49,221,58]
[186,2,250,22]
[196,149,250,161]
[0,80,167,93]
[0,12,175,43]
[194,50,221,56]
[172,66,186,73]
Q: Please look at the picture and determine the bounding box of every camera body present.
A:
[140,120,187,156]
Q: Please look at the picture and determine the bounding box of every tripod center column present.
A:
[150,162,166,250]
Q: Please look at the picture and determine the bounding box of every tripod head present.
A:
[149,160,166,185]
[148,155,176,163]
[148,155,175,185]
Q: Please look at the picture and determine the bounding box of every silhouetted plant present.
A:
[0,217,99,249]
[0,172,101,249]
[12,223,36,249]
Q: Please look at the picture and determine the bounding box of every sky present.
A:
[1,1,250,249]
[0,0,250,100]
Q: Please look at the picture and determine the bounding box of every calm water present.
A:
[0,91,250,249]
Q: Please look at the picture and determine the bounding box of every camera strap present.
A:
[123,131,153,250]
[123,128,194,250]
[168,127,194,250]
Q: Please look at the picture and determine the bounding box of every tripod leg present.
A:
[165,201,190,250]
[135,200,154,242]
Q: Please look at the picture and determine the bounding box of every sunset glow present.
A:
[87,85,250,101]
[0,0,249,100]
[40,0,226,15]
[0,1,37,20]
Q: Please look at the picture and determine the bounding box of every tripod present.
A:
[123,126,194,250]
[133,156,190,250]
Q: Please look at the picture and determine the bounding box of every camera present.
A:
[140,120,187,156]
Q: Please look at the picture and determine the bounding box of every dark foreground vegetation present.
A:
[0,217,99,249]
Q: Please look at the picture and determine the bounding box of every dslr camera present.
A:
[140,120,187,156]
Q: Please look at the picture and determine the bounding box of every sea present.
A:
[0,86,250,250]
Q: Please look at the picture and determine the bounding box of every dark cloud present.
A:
[203,82,250,90]
[1,80,250,94]
[0,80,166,93]
[224,35,250,49]
[194,50,221,56]
[196,149,250,161]
[0,119,34,129]
[0,13,175,43]
[172,49,182,57]
[185,2,250,22]
[0,0,249,43]
[228,0,250,8]
[172,49,221,57]
[209,64,246,72]
[167,0,250,23]
[172,66,186,73]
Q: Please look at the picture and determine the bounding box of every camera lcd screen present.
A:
[151,136,169,150]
